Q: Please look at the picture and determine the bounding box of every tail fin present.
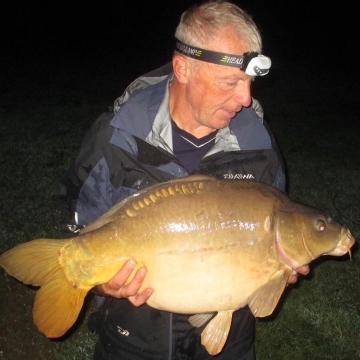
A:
[0,239,88,337]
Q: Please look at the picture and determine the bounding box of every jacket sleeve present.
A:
[252,98,286,191]
[262,120,286,192]
[55,111,120,228]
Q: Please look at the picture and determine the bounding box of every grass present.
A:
[0,44,359,360]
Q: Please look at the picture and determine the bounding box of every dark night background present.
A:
[1,0,358,108]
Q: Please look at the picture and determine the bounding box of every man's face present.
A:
[185,62,254,130]
[182,30,255,132]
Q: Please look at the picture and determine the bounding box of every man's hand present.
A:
[96,260,153,307]
[287,264,310,284]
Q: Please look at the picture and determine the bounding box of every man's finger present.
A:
[128,288,154,307]
[120,268,147,297]
[110,260,136,290]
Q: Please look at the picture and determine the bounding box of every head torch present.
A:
[175,39,271,76]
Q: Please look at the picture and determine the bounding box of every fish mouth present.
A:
[325,228,355,258]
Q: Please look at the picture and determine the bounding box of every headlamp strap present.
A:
[175,39,258,71]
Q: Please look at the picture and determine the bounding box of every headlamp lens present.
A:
[244,55,271,76]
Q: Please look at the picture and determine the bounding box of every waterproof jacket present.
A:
[57,63,286,359]
[58,63,285,227]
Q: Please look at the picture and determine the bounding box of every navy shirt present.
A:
[171,120,218,173]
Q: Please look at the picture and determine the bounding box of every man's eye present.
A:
[218,82,236,90]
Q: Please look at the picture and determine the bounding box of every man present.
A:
[58,1,309,359]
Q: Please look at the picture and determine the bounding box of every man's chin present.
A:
[215,117,232,129]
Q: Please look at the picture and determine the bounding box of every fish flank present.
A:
[161,241,251,255]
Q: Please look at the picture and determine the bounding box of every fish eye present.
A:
[316,219,326,231]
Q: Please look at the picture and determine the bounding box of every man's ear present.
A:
[172,54,190,84]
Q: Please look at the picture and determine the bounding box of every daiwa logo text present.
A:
[223,174,255,180]
[117,325,130,336]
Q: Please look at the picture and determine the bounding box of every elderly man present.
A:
[58,1,309,359]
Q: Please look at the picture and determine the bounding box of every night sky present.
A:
[1,2,356,64]
[1,0,358,104]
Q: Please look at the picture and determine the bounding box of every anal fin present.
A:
[200,310,234,355]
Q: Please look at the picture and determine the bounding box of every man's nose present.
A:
[233,80,252,107]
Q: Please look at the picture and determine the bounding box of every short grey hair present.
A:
[174,0,262,53]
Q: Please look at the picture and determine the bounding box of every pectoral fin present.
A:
[200,310,234,355]
[248,269,291,317]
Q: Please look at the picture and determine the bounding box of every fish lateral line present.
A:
[158,240,259,255]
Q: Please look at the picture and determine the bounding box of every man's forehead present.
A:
[201,61,253,81]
